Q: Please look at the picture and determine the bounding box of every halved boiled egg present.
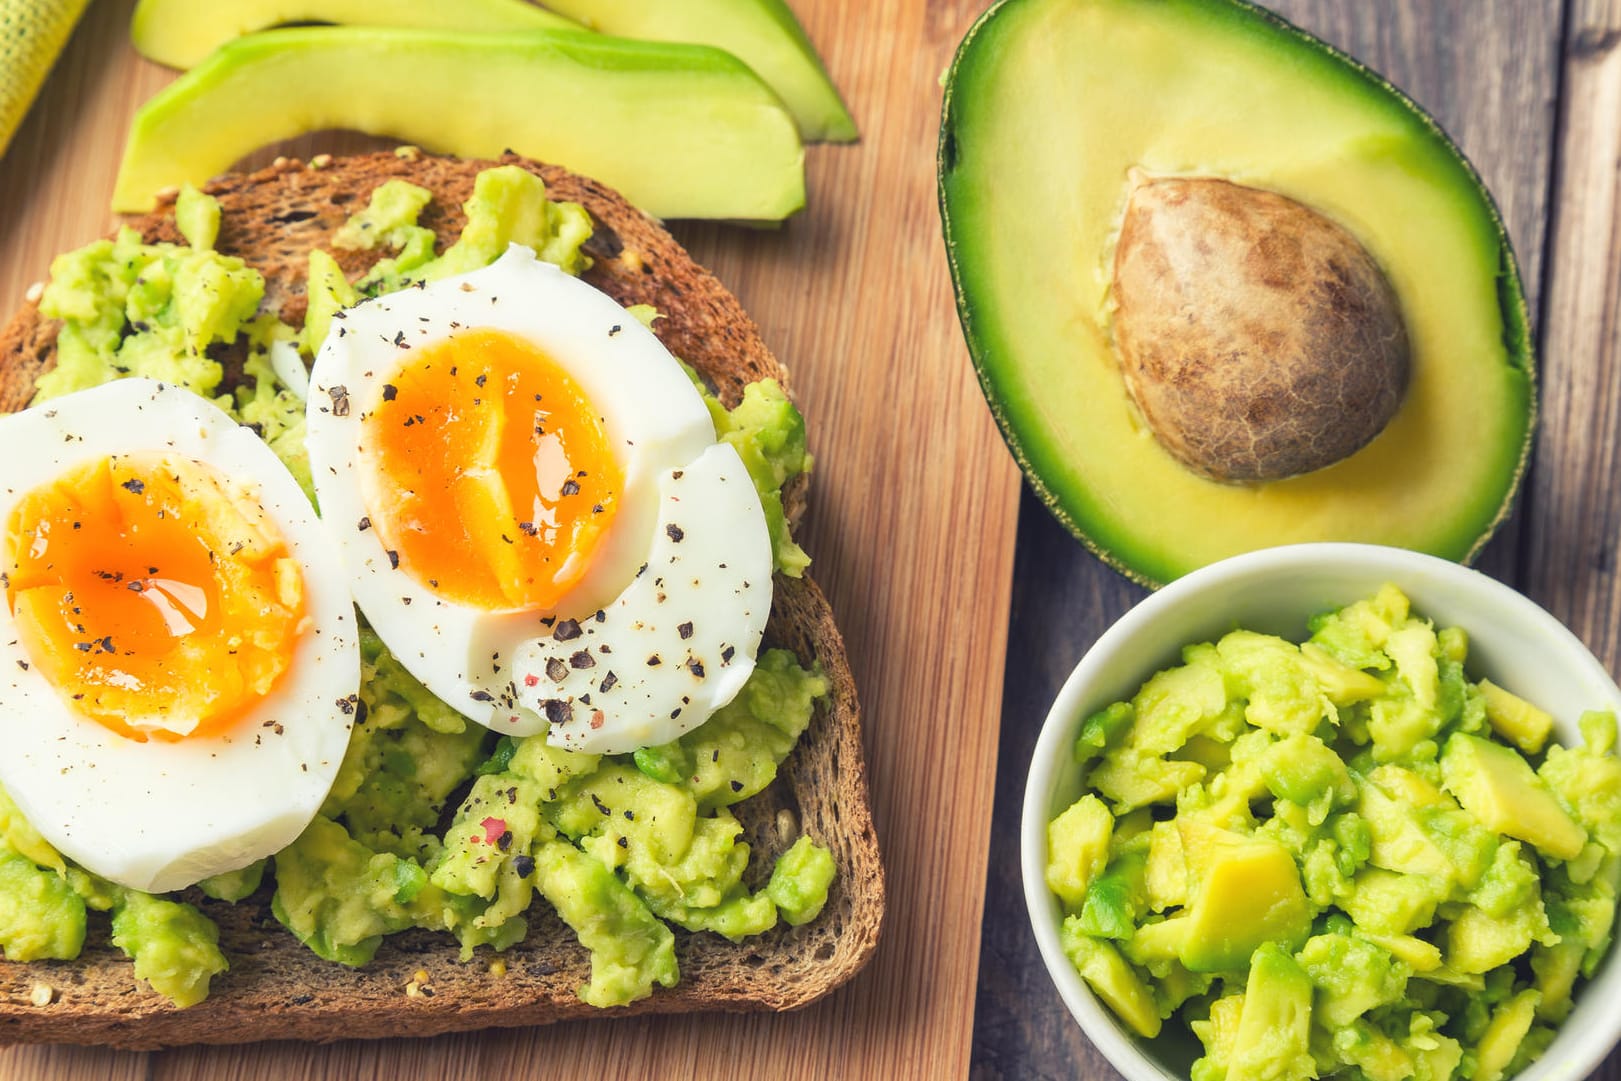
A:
[0,379,358,893]
[305,245,773,754]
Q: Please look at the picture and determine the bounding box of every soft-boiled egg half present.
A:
[306,245,773,755]
[0,379,357,893]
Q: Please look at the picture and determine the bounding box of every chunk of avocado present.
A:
[1126,914,1189,964]
[1540,740,1621,854]
[1074,701,1134,765]
[1340,867,1443,937]
[1445,902,1550,975]
[113,28,805,222]
[1441,732,1587,861]
[532,838,679,1007]
[1298,643,1386,705]
[1530,935,1584,1023]
[1357,772,1458,882]
[0,851,85,961]
[1059,924,1162,1038]
[1479,678,1555,754]
[1177,820,1311,972]
[1358,930,1442,973]
[1295,932,1409,1029]
[1215,631,1328,736]
[1472,989,1540,1081]
[1333,1019,1415,1081]
[1229,942,1315,1081]
[1087,746,1205,812]
[939,0,1533,586]
[1257,732,1355,818]
[1190,992,1246,1081]
[109,892,230,1009]
[1144,820,1188,912]
[1128,656,1228,754]
[130,0,575,67]
[1046,793,1113,908]
[1078,852,1146,939]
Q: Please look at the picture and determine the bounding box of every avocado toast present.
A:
[0,150,883,1047]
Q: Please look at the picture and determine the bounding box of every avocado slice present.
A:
[538,0,857,143]
[130,0,576,67]
[129,0,856,144]
[112,28,805,222]
[939,0,1534,587]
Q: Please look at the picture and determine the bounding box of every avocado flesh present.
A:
[112,27,805,222]
[1177,821,1311,972]
[1441,733,1587,861]
[939,0,1534,586]
[1230,943,1315,1081]
[129,0,576,68]
[129,0,855,145]
[539,0,857,143]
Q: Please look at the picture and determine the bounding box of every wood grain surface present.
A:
[4,1,1612,1079]
[0,1,1020,1078]
[1528,0,1621,658]
[971,1,1621,1078]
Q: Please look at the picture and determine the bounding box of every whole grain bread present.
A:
[0,151,882,1049]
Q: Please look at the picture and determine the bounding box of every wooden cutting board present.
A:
[0,1,1020,1077]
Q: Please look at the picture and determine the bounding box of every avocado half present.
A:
[939,0,1535,588]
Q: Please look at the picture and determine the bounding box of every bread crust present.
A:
[0,151,881,1048]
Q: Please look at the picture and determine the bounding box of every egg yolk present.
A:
[359,328,621,611]
[3,454,307,742]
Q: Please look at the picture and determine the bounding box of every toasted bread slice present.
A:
[0,151,882,1048]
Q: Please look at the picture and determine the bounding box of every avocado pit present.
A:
[1110,176,1410,483]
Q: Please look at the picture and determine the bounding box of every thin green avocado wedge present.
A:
[129,0,855,144]
[939,0,1535,588]
[541,0,857,143]
[129,0,577,68]
[113,27,805,222]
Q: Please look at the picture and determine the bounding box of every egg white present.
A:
[0,379,358,894]
[515,442,772,754]
[305,245,775,750]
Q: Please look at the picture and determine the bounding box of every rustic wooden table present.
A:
[969,1,1621,1078]
[0,0,1020,1077]
[0,1,1618,1079]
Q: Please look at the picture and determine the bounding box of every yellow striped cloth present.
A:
[0,0,91,159]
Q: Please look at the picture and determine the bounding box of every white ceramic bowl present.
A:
[1022,542,1621,1081]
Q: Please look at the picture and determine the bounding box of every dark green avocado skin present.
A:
[938,0,1535,589]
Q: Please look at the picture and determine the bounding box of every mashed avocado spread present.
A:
[1047,586,1621,1081]
[0,168,834,1009]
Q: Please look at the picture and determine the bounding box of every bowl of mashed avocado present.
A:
[1023,542,1621,1081]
